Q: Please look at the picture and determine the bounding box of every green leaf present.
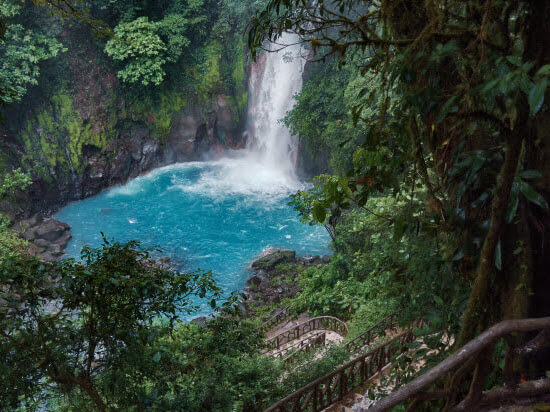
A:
[535,64,550,78]
[495,241,502,271]
[520,181,549,209]
[393,218,406,242]
[312,202,327,223]
[153,352,161,363]
[520,170,542,180]
[506,183,520,223]
[529,79,547,116]
[437,95,458,123]
[506,55,522,67]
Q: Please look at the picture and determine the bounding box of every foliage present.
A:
[0,168,32,201]
[250,0,550,349]
[0,0,65,104]
[105,17,168,86]
[135,316,282,411]
[0,169,32,259]
[0,215,29,260]
[0,238,223,410]
[284,59,371,175]
[281,345,350,393]
[285,194,468,338]
[103,0,220,87]
[46,315,283,411]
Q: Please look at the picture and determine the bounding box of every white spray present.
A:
[245,32,306,179]
[170,33,307,199]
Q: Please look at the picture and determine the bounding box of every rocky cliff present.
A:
[0,27,248,218]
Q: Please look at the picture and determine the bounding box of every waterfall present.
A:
[245,32,306,179]
[174,33,307,198]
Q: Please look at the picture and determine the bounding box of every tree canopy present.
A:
[250,0,550,346]
[0,238,221,410]
[0,0,64,104]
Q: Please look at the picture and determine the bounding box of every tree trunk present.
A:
[458,133,523,346]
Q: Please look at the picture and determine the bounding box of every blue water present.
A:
[55,156,330,317]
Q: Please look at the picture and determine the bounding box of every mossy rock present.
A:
[250,250,296,271]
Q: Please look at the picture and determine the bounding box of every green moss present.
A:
[198,41,223,101]
[228,91,248,125]
[126,88,187,142]
[231,37,246,87]
[154,90,187,141]
[226,36,248,122]
[19,89,116,178]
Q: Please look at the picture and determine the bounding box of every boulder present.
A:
[13,215,72,261]
[299,255,322,265]
[34,219,70,242]
[244,249,333,314]
[191,316,208,328]
[33,238,52,249]
[250,249,296,270]
[14,214,43,240]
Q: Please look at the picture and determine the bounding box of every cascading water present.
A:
[54,32,328,318]
[245,32,306,179]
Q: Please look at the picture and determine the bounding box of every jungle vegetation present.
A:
[249,0,550,403]
[1,0,550,410]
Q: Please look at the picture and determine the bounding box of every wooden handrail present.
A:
[344,311,399,355]
[261,308,296,332]
[272,331,326,358]
[282,333,327,364]
[265,316,349,351]
[370,316,550,411]
[264,328,419,412]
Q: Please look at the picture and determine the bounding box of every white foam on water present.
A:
[169,155,305,202]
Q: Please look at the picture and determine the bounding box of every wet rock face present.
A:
[17,94,245,217]
[15,215,71,261]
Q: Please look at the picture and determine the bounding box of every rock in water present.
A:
[250,249,296,270]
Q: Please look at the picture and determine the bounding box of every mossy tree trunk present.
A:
[458,1,550,361]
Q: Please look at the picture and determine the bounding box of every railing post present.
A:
[294,396,301,412]
[339,370,346,400]
[313,384,318,412]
